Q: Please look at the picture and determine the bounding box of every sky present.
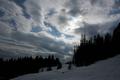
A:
[0,0,120,60]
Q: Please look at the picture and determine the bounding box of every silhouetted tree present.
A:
[73,22,120,67]
[56,58,62,70]
[0,55,62,79]
[68,61,72,70]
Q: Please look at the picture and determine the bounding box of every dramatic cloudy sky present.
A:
[0,0,120,60]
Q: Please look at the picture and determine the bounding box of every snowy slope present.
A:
[12,55,120,80]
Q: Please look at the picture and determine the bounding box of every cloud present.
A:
[0,22,12,36]
[0,0,73,60]
[0,9,5,17]
[65,0,83,16]
[0,30,72,60]
[63,0,120,38]
[74,21,119,38]
[0,0,32,32]
[0,0,120,60]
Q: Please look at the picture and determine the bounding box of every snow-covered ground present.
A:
[11,55,120,80]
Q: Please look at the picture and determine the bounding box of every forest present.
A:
[0,55,62,80]
[73,23,120,66]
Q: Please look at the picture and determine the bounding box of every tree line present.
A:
[0,55,62,80]
[73,23,120,66]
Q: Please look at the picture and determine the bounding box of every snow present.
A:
[11,55,120,80]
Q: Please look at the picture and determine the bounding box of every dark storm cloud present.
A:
[65,0,83,17]
[90,0,105,5]
[110,9,120,15]
[75,20,120,38]
[10,0,31,19]
[10,0,26,8]
[0,9,5,17]
[110,0,120,14]
[75,23,99,37]
[47,8,57,16]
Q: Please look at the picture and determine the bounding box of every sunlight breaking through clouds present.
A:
[64,15,84,33]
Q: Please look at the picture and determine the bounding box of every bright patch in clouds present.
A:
[65,15,84,32]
